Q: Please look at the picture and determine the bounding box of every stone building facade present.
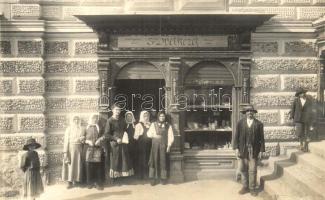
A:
[0,0,325,197]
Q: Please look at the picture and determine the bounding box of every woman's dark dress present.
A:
[104,117,134,178]
[126,124,137,173]
[137,123,152,179]
[20,150,44,198]
[85,125,105,186]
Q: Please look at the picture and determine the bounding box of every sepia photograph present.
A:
[0,1,324,199]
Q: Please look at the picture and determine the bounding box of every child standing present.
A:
[20,138,44,199]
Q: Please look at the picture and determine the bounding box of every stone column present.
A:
[98,58,111,113]
[167,57,184,183]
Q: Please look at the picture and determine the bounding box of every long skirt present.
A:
[23,169,44,198]
[86,161,104,185]
[148,138,167,180]
[137,136,152,179]
[62,144,83,182]
[109,142,134,178]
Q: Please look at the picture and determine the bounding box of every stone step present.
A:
[309,141,325,159]
[263,177,303,200]
[280,163,325,199]
[291,152,325,175]
[184,169,235,181]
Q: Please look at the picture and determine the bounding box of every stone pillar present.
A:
[167,57,184,183]
[98,58,110,113]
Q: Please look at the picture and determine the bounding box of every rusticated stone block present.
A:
[256,110,279,125]
[46,97,98,111]
[264,126,297,141]
[252,58,319,73]
[265,142,280,156]
[75,42,97,55]
[46,115,68,129]
[126,0,173,11]
[284,41,316,56]
[44,41,69,55]
[0,116,14,132]
[18,41,42,56]
[251,75,279,91]
[18,79,44,94]
[313,0,325,4]
[250,0,280,5]
[281,74,317,91]
[11,4,40,19]
[229,0,248,5]
[45,61,97,74]
[75,79,99,93]
[297,7,325,20]
[47,134,64,146]
[0,41,11,55]
[0,97,45,113]
[229,7,296,20]
[45,79,70,93]
[0,79,13,94]
[0,153,24,196]
[0,134,45,151]
[0,60,43,74]
[48,151,64,166]
[251,93,294,108]
[280,109,293,125]
[41,6,62,20]
[252,42,278,55]
[18,115,45,132]
[48,166,64,184]
[177,0,226,10]
[281,0,311,4]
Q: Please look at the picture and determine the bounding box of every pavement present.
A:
[40,178,267,200]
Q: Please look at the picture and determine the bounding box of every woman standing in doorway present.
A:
[134,111,152,180]
[125,111,137,176]
[62,115,86,189]
[147,111,174,186]
[104,104,134,182]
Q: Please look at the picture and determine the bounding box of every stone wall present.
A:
[0,0,324,197]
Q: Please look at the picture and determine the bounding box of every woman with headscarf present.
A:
[147,111,174,186]
[84,114,105,190]
[125,111,137,175]
[134,111,152,179]
[62,115,86,189]
[104,104,134,182]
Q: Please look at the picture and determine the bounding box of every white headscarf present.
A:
[139,111,150,128]
[125,111,135,128]
[86,113,99,133]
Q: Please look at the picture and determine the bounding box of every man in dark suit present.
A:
[289,88,315,152]
[233,104,265,196]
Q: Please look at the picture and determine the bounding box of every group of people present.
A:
[19,88,315,199]
[61,104,175,190]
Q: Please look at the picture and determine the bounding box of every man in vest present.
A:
[289,88,315,152]
[233,104,265,196]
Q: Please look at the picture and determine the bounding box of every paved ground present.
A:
[40,179,266,200]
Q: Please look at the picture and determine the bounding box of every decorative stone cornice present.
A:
[313,16,325,57]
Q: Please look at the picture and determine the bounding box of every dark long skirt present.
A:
[109,142,134,178]
[23,169,44,198]
[137,136,152,179]
[86,161,104,186]
[148,138,167,180]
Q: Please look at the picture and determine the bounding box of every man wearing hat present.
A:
[289,88,315,152]
[233,104,265,196]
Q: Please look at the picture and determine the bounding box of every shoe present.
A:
[87,185,93,189]
[161,179,167,185]
[96,185,104,190]
[250,190,258,197]
[150,179,157,186]
[238,187,249,195]
[67,182,73,189]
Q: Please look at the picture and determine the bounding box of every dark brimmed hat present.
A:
[23,138,41,150]
[241,105,258,114]
[295,88,307,97]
